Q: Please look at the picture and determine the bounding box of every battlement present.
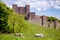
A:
[12,4,30,17]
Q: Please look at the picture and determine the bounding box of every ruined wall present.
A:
[58,22,60,29]
[54,20,59,29]
[28,12,35,23]
[28,12,35,20]
[28,16,42,25]
[48,21,54,28]
[47,20,60,29]
[41,15,48,27]
[34,16,42,25]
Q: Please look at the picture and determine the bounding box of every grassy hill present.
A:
[0,23,60,40]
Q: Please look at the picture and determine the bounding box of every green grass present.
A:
[0,23,60,40]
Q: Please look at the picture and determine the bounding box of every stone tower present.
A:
[12,4,18,13]
[41,15,48,27]
[12,4,30,17]
[25,5,30,14]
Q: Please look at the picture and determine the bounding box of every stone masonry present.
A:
[12,4,60,29]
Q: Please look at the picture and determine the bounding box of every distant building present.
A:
[12,4,60,29]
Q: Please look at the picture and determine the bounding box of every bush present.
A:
[0,1,28,33]
[0,1,13,31]
[6,14,28,33]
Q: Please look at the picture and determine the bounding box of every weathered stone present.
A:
[54,20,58,29]
[48,21,54,28]
[41,15,48,27]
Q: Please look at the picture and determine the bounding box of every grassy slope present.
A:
[0,23,60,40]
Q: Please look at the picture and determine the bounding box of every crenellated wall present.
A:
[12,4,30,17]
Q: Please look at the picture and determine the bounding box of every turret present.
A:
[25,5,30,14]
[12,4,18,13]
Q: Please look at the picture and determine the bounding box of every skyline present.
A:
[1,0,60,19]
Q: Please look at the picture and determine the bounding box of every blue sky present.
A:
[1,0,60,19]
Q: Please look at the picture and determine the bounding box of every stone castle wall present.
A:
[12,4,60,29]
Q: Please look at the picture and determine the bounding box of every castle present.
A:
[12,4,60,29]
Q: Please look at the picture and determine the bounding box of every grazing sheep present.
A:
[15,33,23,37]
[19,33,23,37]
[15,33,19,36]
[35,33,44,37]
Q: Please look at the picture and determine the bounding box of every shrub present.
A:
[0,1,13,31]
[6,14,28,33]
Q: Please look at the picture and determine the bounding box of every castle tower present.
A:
[12,4,18,13]
[41,15,48,27]
[25,5,30,16]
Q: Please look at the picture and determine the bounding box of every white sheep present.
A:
[35,33,44,37]
[15,33,19,36]
[19,33,23,37]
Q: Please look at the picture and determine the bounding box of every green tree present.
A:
[6,14,28,33]
[0,1,28,33]
[48,16,60,22]
[0,1,13,31]
[48,16,57,21]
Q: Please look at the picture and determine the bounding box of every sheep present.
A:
[19,33,23,37]
[15,33,24,38]
[35,33,44,37]
[15,33,19,36]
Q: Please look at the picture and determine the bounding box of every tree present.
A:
[0,1,28,33]
[48,16,57,21]
[6,14,28,33]
[0,1,13,31]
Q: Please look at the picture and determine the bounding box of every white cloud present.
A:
[33,1,50,11]
[2,0,60,11]
[12,1,25,6]
[48,0,60,9]
[54,5,60,9]
[54,0,60,9]
[36,8,42,11]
